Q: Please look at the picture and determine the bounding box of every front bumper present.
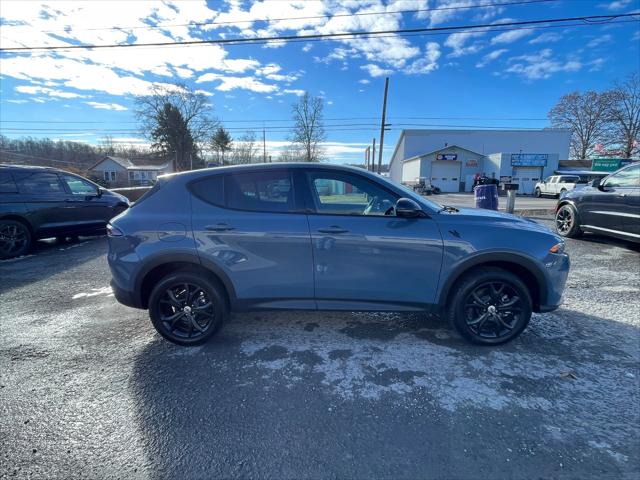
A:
[537,252,570,312]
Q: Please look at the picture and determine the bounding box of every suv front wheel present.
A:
[447,267,532,345]
[148,271,228,346]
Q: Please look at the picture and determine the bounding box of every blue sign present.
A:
[511,153,548,167]
[436,153,458,161]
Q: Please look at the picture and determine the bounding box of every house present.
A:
[88,156,173,187]
[388,129,572,195]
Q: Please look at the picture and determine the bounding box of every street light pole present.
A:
[377,77,389,174]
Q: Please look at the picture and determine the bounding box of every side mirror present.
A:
[395,198,424,218]
[591,178,606,190]
[96,187,104,197]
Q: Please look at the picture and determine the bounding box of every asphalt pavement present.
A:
[1,222,639,479]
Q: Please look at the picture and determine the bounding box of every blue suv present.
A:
[107,164,569,346]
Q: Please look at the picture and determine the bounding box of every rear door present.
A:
[191,169,315,309]
[13,170,70,237]
[302,169,443,310]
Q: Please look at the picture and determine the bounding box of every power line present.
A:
[2,13,637,52]
[32,0,559,34]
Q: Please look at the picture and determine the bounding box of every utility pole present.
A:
[371,138,376,172]
[377,77,390,174]
[263,127,267,163]
[189,152,193,171]
[365,146,370,170]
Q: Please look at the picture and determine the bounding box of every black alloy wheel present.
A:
[463,282,524,340]
[0,220,31,260]
[447,267,532,345]
[148,272,227,346]
[555,204,582,238]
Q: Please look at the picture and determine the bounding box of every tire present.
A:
[447,267,532,346]
[534,187,541,198]
[148,271,228,346]
[555,203,582,238]
[0,219,32,260]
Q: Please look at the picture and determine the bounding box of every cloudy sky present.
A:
[0,0,638,164]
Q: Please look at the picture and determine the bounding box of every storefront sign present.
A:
[465,159,478,167]
[436,153,458,161]
[500,175,512,183]
[510,153,548,167]
[592,158,629,172]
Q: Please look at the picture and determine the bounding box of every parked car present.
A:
[534,175,583,198]
[0,164,130,259]
[555,162,640,243]
[107,164,569,347]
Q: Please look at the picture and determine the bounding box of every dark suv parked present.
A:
[108,163,569,346]
[0,164,130,259]
[555,162,639,243]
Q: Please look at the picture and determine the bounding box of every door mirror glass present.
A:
[591,178,601,188]
[395,198,423,218]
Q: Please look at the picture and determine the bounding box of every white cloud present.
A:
[282,89,305,96]
[491,29,532,45]
[506,49,581,80]
[302,43,313,52]
[601,0,633,11]
[529,32,563,44]
[404,42,440,74]
[361,64,394,77]
[445,31,485,57]
[476,48,508,68]
[196,72,277,93]
[85,101,128,111]
[587,34,613,48]
[358,79,371,84]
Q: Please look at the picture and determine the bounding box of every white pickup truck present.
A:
[533,175,582,198]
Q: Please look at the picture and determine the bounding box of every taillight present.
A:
[107,223,124,237]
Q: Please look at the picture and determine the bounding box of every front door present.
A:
[191,169,315,309]
[58,173,114,232]
[302,169,443,310]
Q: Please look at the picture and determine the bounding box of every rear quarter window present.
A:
[0,171,18,193]
[189,175,224,206]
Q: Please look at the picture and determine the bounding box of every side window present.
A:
[605,165,640,188]
[60,174,97,195]
[549,177,558,183]
[15,172,65,195]
[190,175,224,206]
[307,172,398,216]
[0,171,18,193]
[543,177,552,183]
[225,171,294,213]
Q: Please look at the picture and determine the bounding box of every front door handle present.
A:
[617,193,627,198]
[318,226,349,234]
[205,223,235,232]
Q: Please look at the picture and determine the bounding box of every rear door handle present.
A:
[318,226,349,234]
[205,223,235,232]
[617,193,627,198]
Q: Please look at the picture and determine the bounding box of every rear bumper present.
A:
[110,279,143,309]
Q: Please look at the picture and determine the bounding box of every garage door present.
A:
[430,161,461,192]
[512,167,542,195]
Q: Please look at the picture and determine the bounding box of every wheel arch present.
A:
[0,214,34,237]
[437,252,547,313]
[135,252,236,310]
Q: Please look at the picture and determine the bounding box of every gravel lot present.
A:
[1,220,639,479]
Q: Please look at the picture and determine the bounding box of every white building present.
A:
[388,129,571,194]
[88,156,173,187]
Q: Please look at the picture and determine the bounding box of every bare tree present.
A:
[277,145,304,162]
[291,92,326,162]
[135,82,216,170]
[548,91,611,159]
[230,131,259,164]
[608,72,640,159]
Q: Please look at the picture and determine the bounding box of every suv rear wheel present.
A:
[0,219,32,260]
[447,267,532,345]
[534,187,541,198]
[148,271,228,346]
